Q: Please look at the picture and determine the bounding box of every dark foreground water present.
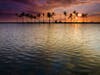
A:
[0,24,100,75]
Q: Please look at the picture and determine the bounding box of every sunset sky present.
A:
[0,0,100,22]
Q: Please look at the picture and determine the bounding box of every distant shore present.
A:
[0,22,100,24]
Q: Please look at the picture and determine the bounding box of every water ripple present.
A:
[0,24,100,75]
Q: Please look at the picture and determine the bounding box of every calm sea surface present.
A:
[0,24,100,75]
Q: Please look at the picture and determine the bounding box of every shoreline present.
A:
[0,22,100,24]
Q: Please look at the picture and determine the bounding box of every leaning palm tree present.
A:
[76,12,78,17]
[73,10,78,22]
[68,13,73,22]
[63,11,67,23]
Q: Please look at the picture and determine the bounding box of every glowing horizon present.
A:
[0,0,100,22]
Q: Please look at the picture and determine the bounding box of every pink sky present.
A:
[0,0,100,22]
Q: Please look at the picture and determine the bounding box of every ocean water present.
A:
[0,24,100,75]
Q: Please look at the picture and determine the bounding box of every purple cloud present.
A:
[0,0,100,21]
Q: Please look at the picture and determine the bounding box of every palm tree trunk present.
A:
[85,17,87,22]
[43,16,44,23]
[49,18,50,23]
[16,16,18,23]
[52,17,54,23]
[71,18,72,22]
[34,19,35,23]
[65,17,66,23]
[83,18,84,22]
[22,17,24,23]
[30,18,32,23]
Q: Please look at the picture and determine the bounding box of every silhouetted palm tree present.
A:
[81,13,88,22]
[33,16,37,23]
[25,13,30,22]
[47,12,52,23]
[73,10,78,22]
[82,13,85,22]
[52,12,55,15]
[37,13,41,22]
[29,14,34,22]
[25,13,37,23]
[84,13,88,22]
[15,13,19,22]
[19,12,25,22]
[42,13,45,23]
[73,10,77,15]
[68,13,73,22]
[63,11,67,22]
[76,12,78,17]
[51,12,55,22]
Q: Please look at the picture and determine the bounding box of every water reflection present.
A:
[0,24,100,75]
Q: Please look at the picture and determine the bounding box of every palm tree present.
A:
[47,12,52,23]
[81,13,88,22]
[42,13,45,23]
[19,12,25,22]
[68,13,73,22]
[63,11,67,22]
[25,13,30,22]
[37,13,41,23]
[33,16,37,23]
[15,13,19,22]
[29,14,34,22]
[84,13,88,22]
[73,10,77,14]
[52,12,55,15]
[76,12,78,17]
[51,12,55,22]
[73,10,77,22]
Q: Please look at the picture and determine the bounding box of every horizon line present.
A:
[0,22,100,24]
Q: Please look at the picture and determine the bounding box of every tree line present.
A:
[16,10,88,23]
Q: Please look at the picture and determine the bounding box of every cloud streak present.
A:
[0,0,97,13]
[0,0,100,21]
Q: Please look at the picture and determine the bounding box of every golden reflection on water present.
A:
[69,24,83,44]
[25,24,99,49]
[0,24,100,75]
[44,24,100,70]
[13,24,100,65]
